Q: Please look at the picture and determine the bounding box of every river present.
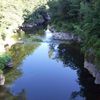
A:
[0,28,100,100]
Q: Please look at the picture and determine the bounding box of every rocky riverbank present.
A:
[46,26,81,42]
[52,32,81,42]
[84,60,100,84]
[20,12,50,32]
[45,29,76,42]
[46,28,100,84]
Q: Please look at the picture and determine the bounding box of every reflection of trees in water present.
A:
[49,42,84,69]
[5,43,40,84]
[71,68,100,100]
[0,42,40,99]
[9,43,40,68]
[0,86,26,100]
[57,43,84,69]
[49,42,100,100]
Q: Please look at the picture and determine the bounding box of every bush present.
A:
[0,54,11,70]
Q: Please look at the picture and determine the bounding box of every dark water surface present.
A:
[0,29,100,100]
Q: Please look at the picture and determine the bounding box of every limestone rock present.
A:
[0,74,5,85]
[84,60,100,84]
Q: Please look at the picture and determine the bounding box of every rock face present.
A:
[20,13,50,32]
[0,74,5,85]
[52,32,74,40]
[50,31,81,42]
[47,26,81,42]
[84,60,100,84]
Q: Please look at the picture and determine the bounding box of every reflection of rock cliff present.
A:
[84,60,100,84]
[49,42,100,100]
[71,64,100,100]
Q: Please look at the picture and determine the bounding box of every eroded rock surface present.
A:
[84,60,100,84]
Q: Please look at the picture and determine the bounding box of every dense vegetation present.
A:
[0,0,48,71]
[47,0,100,67]
[0,0,100,70]
[0,0,48,39]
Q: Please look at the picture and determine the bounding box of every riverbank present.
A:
[46,28,100,84]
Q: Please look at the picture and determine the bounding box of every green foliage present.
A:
[0,0,99,67]
[0,69,3,74]
[48,0,100,67]
[0,0,48,38]
[48,0,80,21]
[0,54,11,69]
[24,6,47,23]
[8,42,40,67]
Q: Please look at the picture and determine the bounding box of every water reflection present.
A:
[75,67,100,100]
[5,42,41,85]
[48,42,100,100]
[0,39,41,99]
[48,42,84,69]
[0,86,26,100]
[0,30,100,100]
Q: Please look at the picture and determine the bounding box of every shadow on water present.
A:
[48,42,84,68]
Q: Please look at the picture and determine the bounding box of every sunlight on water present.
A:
[45,29,53,41]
